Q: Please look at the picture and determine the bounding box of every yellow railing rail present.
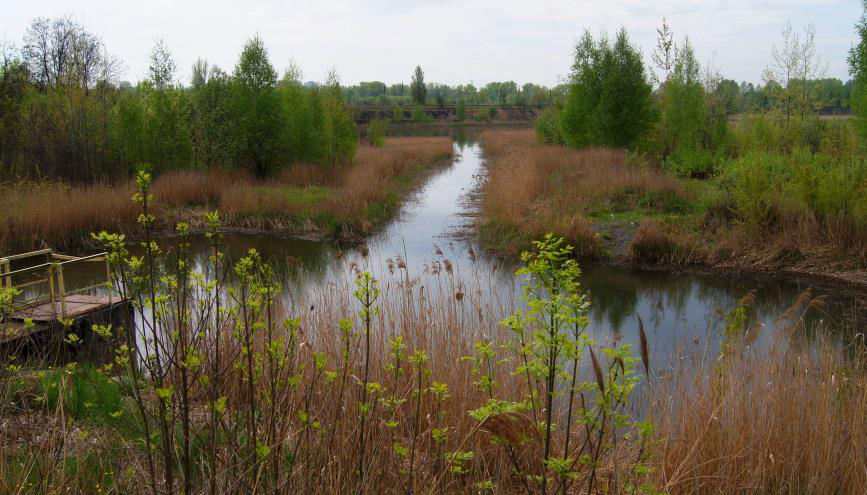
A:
[1,249,113,320]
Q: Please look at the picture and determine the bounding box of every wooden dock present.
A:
[1,250,130,356]
[9,295,120,323]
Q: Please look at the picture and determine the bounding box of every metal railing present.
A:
[0,249,113,320]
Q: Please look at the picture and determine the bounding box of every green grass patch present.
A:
[4,449,119,494]
[478,221,535,256]
[28,366,143,438]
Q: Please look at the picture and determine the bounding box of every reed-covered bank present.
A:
[478,127,867,279]
[0,136,452,253]
[479,129,693,258]
[651,334,867,494]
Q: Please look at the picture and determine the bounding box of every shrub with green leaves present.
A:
[456,100,466,121]
[720,149,867,237]
[468,234,653,494]
[367,119,387,147]
[534,107,564,145]
[656,38,729,178]
[411,105,431,123]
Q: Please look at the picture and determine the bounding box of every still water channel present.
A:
[63,126,865,365]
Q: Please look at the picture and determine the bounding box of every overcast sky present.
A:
[1,0,861,87]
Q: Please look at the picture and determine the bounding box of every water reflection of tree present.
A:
[583,266,708,337]
[583,267,640,336]
[452,126,469,150]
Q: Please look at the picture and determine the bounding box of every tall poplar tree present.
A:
[411,65,426,105]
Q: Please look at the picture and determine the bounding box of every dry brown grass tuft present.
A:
[480,129,689,256]
[650,335,867,494]
[152,169,250,207]
[276,163,342,187]
[629,220,705,265]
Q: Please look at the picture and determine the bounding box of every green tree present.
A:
[232,36,285,177]
[764,22,824,125]
[411,65,426,105]
[651,17,677,84]
[0,44,28,177]
[190,64,236,168]
[560,28,655,149]
[367,119,387,147]
[850,1,867,135]
[659,38,706,165]
[149,39,176,91]
[143,41,191,172]
[321,68,358,165]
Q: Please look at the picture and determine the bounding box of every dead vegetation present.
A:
[479,129,689,257]
[651,329,867,494]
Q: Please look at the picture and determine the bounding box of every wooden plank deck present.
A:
[8,295,120,322]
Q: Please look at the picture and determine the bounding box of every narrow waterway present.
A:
[62,126,865,365]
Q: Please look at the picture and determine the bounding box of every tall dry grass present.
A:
[480,129,689,256]
[338,137,453,213]
[0,137,453,253]
[650,333,867,493]
[629,220,706,265]
[0,182,140,253]
[218,137,453,231]
[151,169,251,207]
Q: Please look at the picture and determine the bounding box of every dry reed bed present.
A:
[0,137,453,253]
[479,129,688,256]
[651,335,867,493]
[0,182,140,253]
[628,220,707,265]
[711,215,867,272]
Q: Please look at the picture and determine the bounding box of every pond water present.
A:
[61,126,865,365]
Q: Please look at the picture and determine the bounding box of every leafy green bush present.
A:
[411,105,431,123]
[721,149,867,234]
[653,39,730,177]
[468,234,652,493]
[367,119,387,147]
[664,146,721,178]
[534,107,564,145]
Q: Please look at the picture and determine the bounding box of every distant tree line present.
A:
[341,75,568,108]
[0,16,357,182]
[714,78,853,115]
[343,72,852,115]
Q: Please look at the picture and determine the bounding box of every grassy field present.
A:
[0,137,453,253]
[479,125,867,276]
